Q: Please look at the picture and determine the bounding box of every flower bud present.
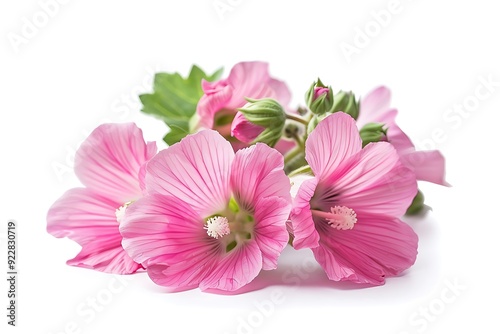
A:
[232,98,286,147]
[332,91,359,119]
[305,79,335,115]
[359,122,387,147]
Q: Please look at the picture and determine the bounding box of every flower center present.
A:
[115,201,133,223]
[311,205,357,230]
[205,216,231,239]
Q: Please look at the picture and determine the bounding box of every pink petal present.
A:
[146,130,234,218]
[230,111,265,144]
[290,178,320,249]
[47,188,141,274]
[268,78,292,106]
[225,61,274,109]
[320,142,417,218]
[200,240,263,291]
[253,197,291,270]
[401,150,449,185]
[120,194,222,289]
[306,112,362,180]
[357,86,392,127]
[386,119,415,153]
[231,143,291,211]
[197,79,233,129]
[313,215,418,285]
[75,123,157,204]
[121,194,215,265]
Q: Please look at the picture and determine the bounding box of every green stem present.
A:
[288,165,312,178]
[284,146,302,164]
[286,114,309,126]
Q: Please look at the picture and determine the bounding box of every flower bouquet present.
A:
[47,61,447,292]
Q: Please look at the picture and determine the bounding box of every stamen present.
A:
[311,205,357,230]
[205,216,231,239]
[115,201,132,223]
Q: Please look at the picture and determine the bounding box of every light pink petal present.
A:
[121,194,216,264]
[386,119,415,153]
[268,78,292,106]
[231,143,291,212]
[146,130,234,218]
[319,142,417,218]
[253,197,291,270]
[200,240,262,291]
[357,86,392,127]
[47,188,141,274]
[196,79,233,129]
[225,61,274,109]
[290,178,320,249]
[313,215,418,285]
[306,112,362,180]
[231,111,265,144]
[75,123,157,204]
[120,194,222,288]
[401,150,449,185]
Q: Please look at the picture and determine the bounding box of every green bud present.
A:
[237,98,286,147]
[332,91,360,119]
[359,122,387,147]
[305,78,335,115]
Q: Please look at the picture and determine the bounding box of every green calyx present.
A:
[332,91,359,119]
[359,122,387,147]
[237,98,287,147]
[305,78,335,116]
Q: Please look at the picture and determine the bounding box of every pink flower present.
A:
[120,130,292,292]
[290,112,418,285]
[196,61,293,151]
[46,123,157,274]
[358,86,448,185]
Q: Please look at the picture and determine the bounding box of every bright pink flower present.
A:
[120,130,292,292]
[290,112,418,285]
[358,86,448,185]
[196,61,293,152]
[47,123,157,274]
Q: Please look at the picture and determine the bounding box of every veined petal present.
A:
[290,178,320,249]
[120,194,219,266]
[306,112,362,180]
[225,61,274,109]
[231,143,291,212]
[197,80,233,129]
[146,130,234,217]
[313,215,418,285]
[200,240,262,291]
[319,142,417,218]
[253,197,291,270]
[401,150,449,185]
[46,188,141,274]
[75,123,157,204]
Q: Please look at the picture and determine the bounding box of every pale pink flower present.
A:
[358,86,448,185]
[120,130,292,292]
[196,61,293,152]
[47,123,157,274]
[290,112,418,285]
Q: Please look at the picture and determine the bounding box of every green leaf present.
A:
[139,65,223,146]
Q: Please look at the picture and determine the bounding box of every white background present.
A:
[1,0,499,333]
